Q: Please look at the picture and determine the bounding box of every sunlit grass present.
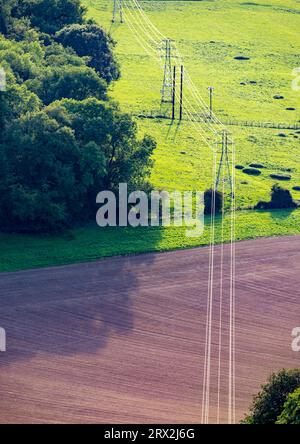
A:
[1,208,300,272]
[2,0,300,271]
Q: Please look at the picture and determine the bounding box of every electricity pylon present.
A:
[208,86,214,120]
[215,130,234,197]
[112,0,124,23]
[160,38,174,103]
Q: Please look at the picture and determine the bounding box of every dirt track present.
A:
[0,236,300,423]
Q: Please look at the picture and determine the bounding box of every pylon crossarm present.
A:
[112,0,124,23]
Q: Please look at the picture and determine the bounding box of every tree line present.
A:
[0,0,156,232]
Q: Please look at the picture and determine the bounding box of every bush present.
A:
[243,167,261,176]
[204,189,223,215]
[235,164,244,170]
[243,369,300,424]
[276,387,300,424]
[270,173,291,181]
[270,184,297,208]
[255,184,297,210]
[249,163,265,169]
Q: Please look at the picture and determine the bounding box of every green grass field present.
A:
[86,0,300,207]
[1,0,300,272]
[1,208,300,272]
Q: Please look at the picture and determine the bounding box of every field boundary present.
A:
[132,111,300,131]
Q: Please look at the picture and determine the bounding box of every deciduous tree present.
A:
[56,24,120,83]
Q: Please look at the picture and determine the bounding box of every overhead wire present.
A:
[117,0,236,424]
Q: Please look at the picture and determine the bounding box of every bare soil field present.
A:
[0,236,300,423]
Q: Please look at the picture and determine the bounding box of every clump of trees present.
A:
[243,369,300,424]
[0,0,155,232]
[255,184,297,210]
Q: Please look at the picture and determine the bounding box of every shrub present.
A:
[204,189,223,215]
[255,184,297,210]
[243,167,261,176]
[270,184,296,208]
[234,56,250,60]
[249,163,265,169]
[235,164,244,170]
[270,173,291,181]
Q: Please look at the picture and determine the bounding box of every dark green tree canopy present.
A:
[243,369,300,424]
[0,111,106,232]
[28,65,107,105]
[44,42,86,68]
[12,0,86,34]
[276,387,300,424]
[0,0,155,234]
[48,98,156,192]
[0,0,16,34]
[0,98,155,232]
[56,24,120,83]
[0,67,41,133]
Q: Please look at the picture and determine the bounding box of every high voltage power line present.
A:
[160,38,174,103]
[112,0,124,23]
[111,0,236,424]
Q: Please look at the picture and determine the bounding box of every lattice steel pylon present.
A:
[112,0,124,23]
[160,38,174,103]
[215,129,234,197]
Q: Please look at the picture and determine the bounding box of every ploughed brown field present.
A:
[0,236,300,424]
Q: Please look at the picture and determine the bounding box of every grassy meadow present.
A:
[86,0,300,207]
[1,0,300,271]
[2,208,300,272]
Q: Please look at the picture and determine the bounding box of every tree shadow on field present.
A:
[0,233,160,365]
[267,207,296,221]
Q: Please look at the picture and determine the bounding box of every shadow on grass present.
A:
[257,207,296,221]
[270,207,296,220]
[165,119,182,142]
